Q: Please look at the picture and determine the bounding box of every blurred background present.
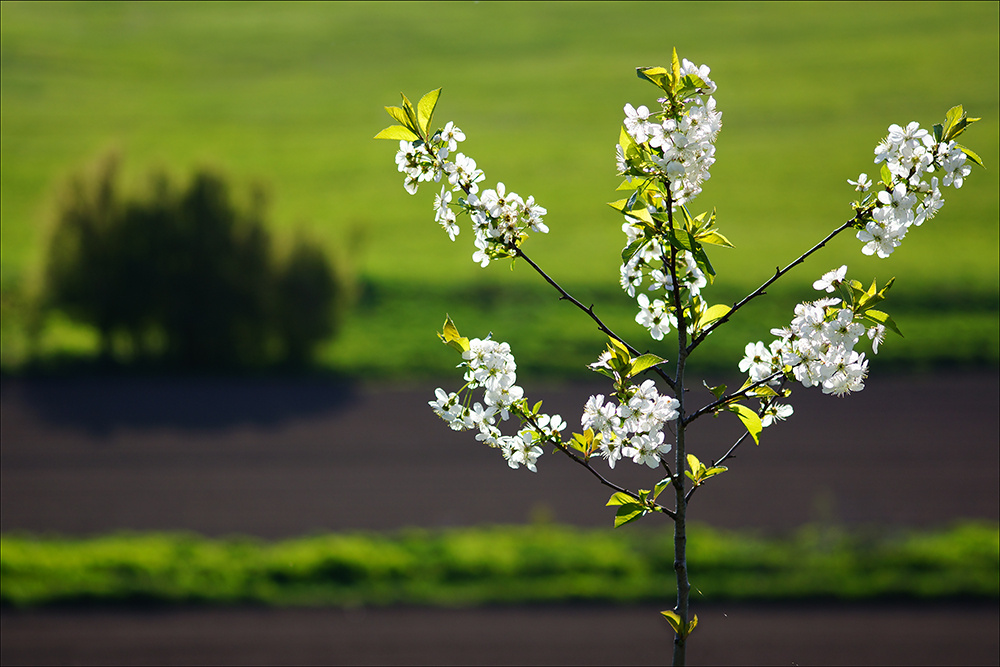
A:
[1,2,998,665]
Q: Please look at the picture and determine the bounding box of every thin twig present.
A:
[713,431,752,470]
[521,411,677,520]
[686,215,862,354]
[683,369,785,426]
[516,248,677,391]
[684,392,779,504]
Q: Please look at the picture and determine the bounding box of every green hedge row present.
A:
[2,522,996,608]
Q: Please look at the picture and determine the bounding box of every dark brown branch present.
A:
[664,191,692,667]
[516,248,677,391]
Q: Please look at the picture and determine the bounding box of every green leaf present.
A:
[607,336,631,360]
[686,453,704,484]
[607,198,630,213]
[680,74,706,91]
[675,204,694,230]
[661,610,698,638]
[675,74,706,100]
[607,354,630,376]
[621,239,646,264]
[653,476,672,500]
[374,125,420,141]
[959,144,984,168]
[863,309,903,337]
[660,611,681,634]
[606,492,634,507]
[607,491,649,526]
[703,380,726,399]
[855,279,882,312]
[697,303,731,330]
[613,503,646,528]
[649,211,671,228]
[661,610,682,634]
[628,353,667,377]
[400,92,419,134]
[619,126,636,154]
[749,384,779,398]
[437,314,470,353]
[416,88,442,136]
[728,403,762,445]
[636,65,670,79]
[569,429,597,456]
[685,453,725,486]
[944,104,963,130]
[833,282,858,309]
[941,105,981,142]
[588,364,615,380]
[631,206,654,225]
[880,163,893,187]
[878,276,896,297]
[865,277,879,297]
[692,244,716,279]
[625,189,639,211]
[697,230,734,248]
[384,105,413,129]
[636,65,672,93]
[670,228,696,252]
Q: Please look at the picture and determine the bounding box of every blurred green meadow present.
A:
[2,1,998,377]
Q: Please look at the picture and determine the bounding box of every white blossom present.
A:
[760,402,793,428]
[848,173,872,192]
[813,265,847,293]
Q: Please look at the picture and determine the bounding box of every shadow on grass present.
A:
[1,361,359,435]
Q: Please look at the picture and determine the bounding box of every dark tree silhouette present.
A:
[43,154,343,369]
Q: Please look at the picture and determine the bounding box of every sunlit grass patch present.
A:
[3,522,997,608]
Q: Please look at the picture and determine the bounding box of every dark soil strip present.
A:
[2,602,998,666]
[2,372,997,536]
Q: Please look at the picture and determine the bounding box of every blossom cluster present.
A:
[620,227,708,340]
[611,59,723,342]
[617,60,722,207]
[429,336,564,472]
[429,330,684,473]
[394,123,547,267]
[580,377,680,470]
[739,266,884,400]
[853,121,973,258]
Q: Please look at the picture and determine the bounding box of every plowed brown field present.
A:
[2,372,998,665]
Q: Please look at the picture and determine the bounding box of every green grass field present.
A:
[3,522,997,607]
[2,1,998,377]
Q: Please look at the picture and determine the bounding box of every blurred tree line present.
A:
[39,153,346,369]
